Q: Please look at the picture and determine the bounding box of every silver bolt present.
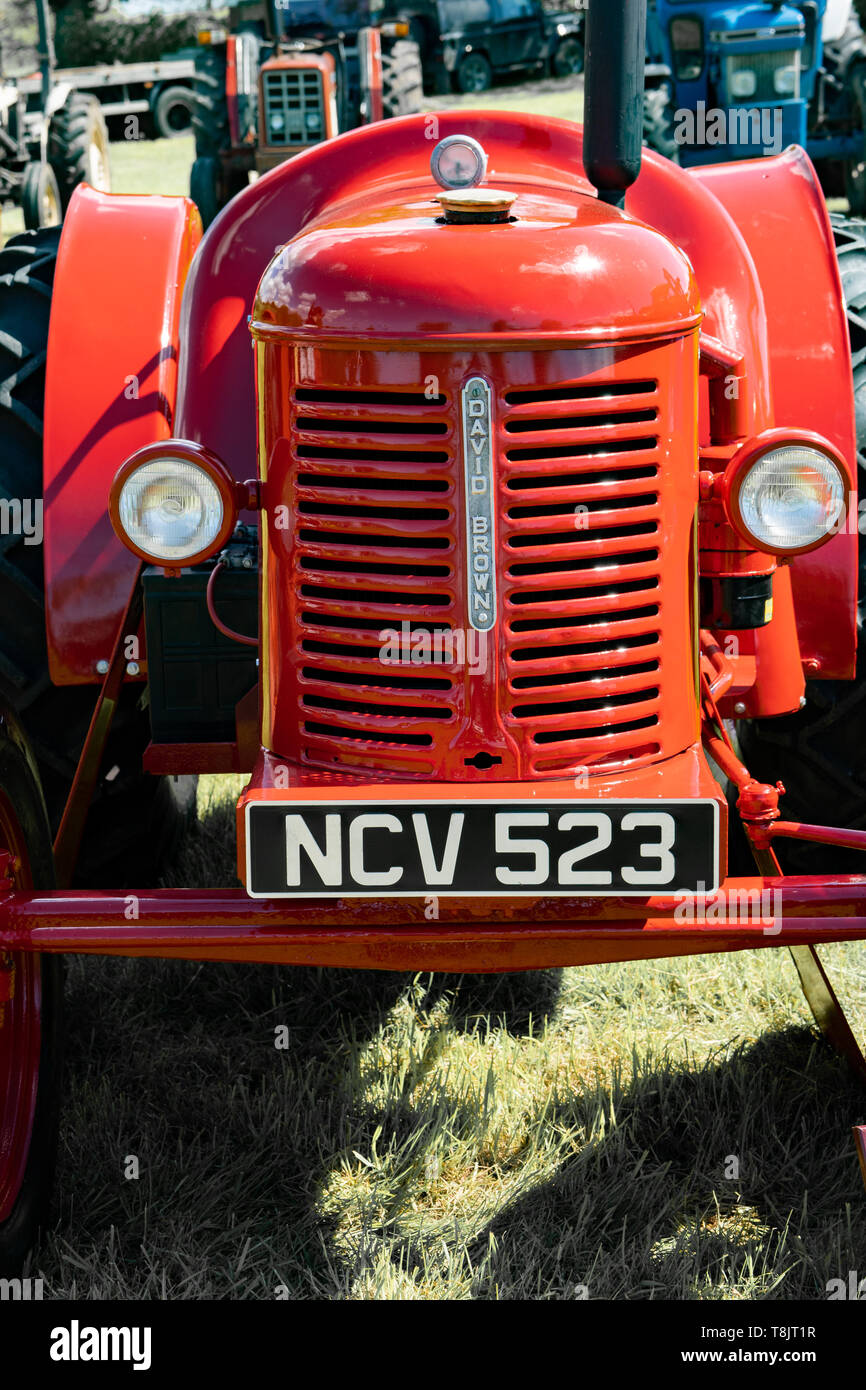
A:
[96,659,109,675]
[733,701,746,716]
[126,661,140,676]
[799,695,807,709]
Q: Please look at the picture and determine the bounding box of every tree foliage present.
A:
[50,4,214,68]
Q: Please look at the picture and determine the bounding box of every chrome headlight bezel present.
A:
[110,440,241,571]
[722,432,850,556]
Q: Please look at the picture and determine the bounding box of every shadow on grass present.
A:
[460,1027,866,1299]
[36,793,866,1299]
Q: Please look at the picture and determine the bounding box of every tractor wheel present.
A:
[455,52,492,94]
[192,44,230,159]
[190,155,223,229]
[381,39,425,117]
[190,156,247,230]
[735,213,866,875]
[153,84,196,139]
[0,227,196,886]
[642,84,681,163]
[20,164,61,232]
[551,35,584,79]
[0,715,63,1275]
[47,93,110,213]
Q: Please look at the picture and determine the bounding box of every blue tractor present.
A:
[643,0,866,212]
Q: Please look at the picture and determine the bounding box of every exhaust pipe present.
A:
[583,0,648,208]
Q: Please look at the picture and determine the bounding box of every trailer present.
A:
[17,55,197,139]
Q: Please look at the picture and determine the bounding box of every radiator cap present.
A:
[436,188,517,225]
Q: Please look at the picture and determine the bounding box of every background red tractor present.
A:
[2,0,866,1274]
[190,0,424,227]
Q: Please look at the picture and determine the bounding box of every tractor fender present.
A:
[690,147,858,678]
[43,183,202,684]
[44,81,73,121]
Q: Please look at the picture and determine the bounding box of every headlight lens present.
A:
[117,459,225,562]
[773,64,798,96]
[729,68,757,98]
[735,447,847,552]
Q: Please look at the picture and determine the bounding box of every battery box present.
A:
[143,565,258,744]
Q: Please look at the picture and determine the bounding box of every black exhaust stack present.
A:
[583,0,648,208]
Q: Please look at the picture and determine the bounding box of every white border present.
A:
[244,797,721,899]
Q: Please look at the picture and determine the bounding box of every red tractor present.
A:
[2,0,866,1273]
[190,0,424,227]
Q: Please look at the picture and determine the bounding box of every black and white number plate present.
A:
[245,799,719,898]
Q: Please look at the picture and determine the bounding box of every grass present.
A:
[26,776,866,1299]
[10,76,866,1300]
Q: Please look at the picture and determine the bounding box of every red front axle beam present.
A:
[2,877,866,969]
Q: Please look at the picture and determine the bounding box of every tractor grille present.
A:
[290,385,458,777]
[262,67,324,146]
[274,345,696,781]
[500,381,662,774]
[725,49,799,105]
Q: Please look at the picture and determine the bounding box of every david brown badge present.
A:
[461,376,496,632]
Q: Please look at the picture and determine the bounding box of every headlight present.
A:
[724,436,849,555]
[729,68,757,98]
[773,64,798,96]
[110,441,240,569]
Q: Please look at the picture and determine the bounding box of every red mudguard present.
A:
[43,184,201,684]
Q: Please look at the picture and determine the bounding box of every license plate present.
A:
[245,799,719,898]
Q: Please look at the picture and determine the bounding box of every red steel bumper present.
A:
[2,877,866,969]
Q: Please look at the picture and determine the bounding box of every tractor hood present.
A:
[251,186,701,345]
[701,3,805,43]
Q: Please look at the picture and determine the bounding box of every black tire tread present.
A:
[47,93,109,211]
[0,229,195,886]
[382,39,424,117]
[736,213,866,874]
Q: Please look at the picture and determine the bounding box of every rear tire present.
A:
[192,43,230,158]
[47,93,110,212]
[0,714,62,1275]
[381,39,425,117]
[0,228,196,886]
[190,155,222,229]
[20,164,61,231]
[736,214,866,874]
[153,84,196,139]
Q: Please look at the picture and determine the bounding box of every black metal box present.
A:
[143,566,258,744]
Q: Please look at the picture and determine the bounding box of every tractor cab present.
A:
[647,0,810,160]
[646,0,866,208]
